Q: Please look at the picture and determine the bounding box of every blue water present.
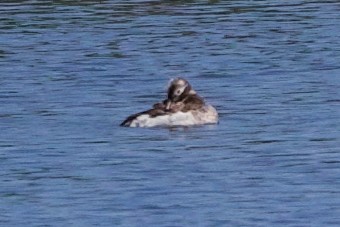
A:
[1,1,340,226]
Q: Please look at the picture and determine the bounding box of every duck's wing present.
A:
[120,108,167,127]
[120,112,141,127]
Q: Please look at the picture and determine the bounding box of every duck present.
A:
[120,78,218,127]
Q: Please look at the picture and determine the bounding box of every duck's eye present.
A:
[176,89,182,95]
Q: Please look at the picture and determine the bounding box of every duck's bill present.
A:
[166,101,172,110]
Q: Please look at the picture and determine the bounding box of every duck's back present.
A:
[121,104,218,128]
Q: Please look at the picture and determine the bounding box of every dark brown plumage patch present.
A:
[181,95,205,112]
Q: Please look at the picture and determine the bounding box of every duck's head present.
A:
[166,78,196,109]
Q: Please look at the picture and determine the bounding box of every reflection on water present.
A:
[1,0,339,226]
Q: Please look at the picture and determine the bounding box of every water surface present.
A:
[1,0,340,226]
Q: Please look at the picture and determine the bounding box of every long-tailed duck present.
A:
[120,78,218,127]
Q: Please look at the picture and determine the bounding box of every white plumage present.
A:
[128,105,218,127]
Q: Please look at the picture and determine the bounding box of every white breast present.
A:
[128,105,218,128]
